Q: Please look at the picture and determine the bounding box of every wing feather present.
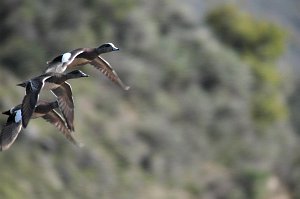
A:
[90,56,130,90]
[42,110,80,146]
[45,49,85,73]
[21,77,48,128]
[51,82,75,131]
[0,114,22,151]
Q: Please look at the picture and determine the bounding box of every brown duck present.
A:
[17,70,89,129]
[45,43,130,90]
[0,100,81,151]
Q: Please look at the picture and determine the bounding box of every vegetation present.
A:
[206,4,287,127]
[0,1,298,199]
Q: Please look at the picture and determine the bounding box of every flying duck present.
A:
[45,43,130,90]
[17,70,89,129]
[0,101,80,151]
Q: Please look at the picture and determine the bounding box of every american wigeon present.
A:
[17,70,89,129]
[45,43,130,90]
[0,101,80,151]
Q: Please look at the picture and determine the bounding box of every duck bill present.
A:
[112,47,119,51]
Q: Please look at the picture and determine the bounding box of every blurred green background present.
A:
[1,0,300,198]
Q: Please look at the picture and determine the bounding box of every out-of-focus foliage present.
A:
[206,5,287,128]
[0,1,298,199]
[206,4,286,60]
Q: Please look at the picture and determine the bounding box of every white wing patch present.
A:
[15,110,22,123]
[62,52,72,63]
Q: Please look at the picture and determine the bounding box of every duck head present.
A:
[66,70,89,79]
[96,43,119,54]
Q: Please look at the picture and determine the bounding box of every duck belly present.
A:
[31,112,44,119]
[45,63,66,73]
[43,82,60,90]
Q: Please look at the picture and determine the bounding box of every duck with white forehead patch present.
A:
[17,70,89,129]
[0,101,81,151]
[45,43,130,90]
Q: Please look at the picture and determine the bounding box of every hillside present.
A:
[0,1,299,198]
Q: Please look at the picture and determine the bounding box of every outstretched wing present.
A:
[21,78,47,128]
[51,82,75,131]
[90,56,130,90]
[0,113,22,151]
[42,110,80,147]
